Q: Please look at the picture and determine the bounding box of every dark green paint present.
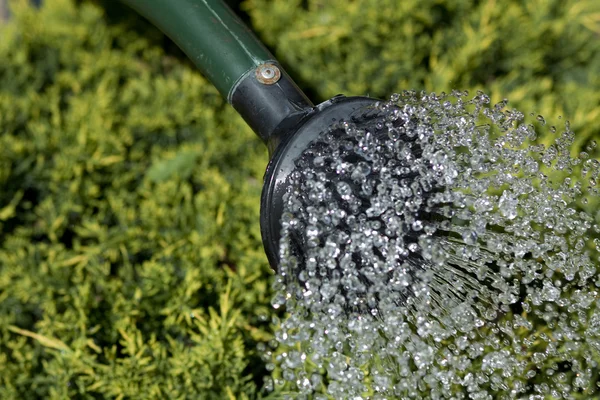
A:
[121,0,274,101]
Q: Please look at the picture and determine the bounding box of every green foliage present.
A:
[245,0,600,153]
[0,0,599,398]
[0,0,271,398]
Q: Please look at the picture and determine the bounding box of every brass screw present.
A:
[256,63,281,85]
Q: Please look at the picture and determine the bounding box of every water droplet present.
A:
[267,91,597,398]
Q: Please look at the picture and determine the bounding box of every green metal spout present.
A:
[121,0,273,102]
[121,0,314,149]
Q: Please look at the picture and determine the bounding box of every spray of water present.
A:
[264,90,600,399]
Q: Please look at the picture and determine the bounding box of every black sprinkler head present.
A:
[230,63,379,270]
[259,96,378,271]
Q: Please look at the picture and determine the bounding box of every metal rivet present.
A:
[256,63,281,85]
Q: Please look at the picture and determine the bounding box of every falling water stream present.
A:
[264,91,600,399]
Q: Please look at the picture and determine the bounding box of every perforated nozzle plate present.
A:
[260,96,378,272]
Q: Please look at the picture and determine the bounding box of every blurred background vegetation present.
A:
[0,0,599,398]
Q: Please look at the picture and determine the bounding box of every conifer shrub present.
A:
[0,1,271,398]
[245,0,600,152]
[0,0,599,398]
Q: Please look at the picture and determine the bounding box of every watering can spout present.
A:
[120,0,314,154]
